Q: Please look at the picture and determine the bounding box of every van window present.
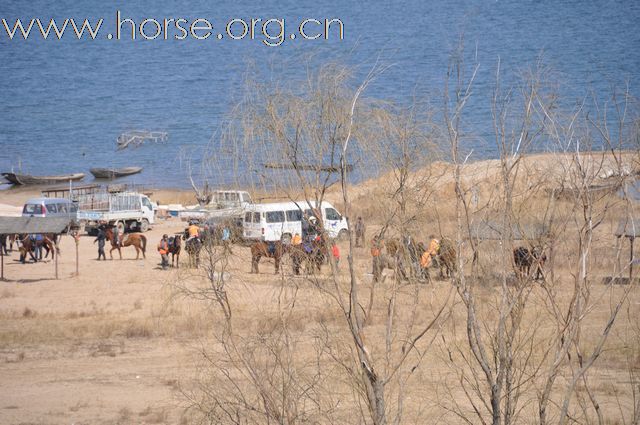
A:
[47,203,58,213]
[325,208,341,221]
[23,204,43,215]
[253,212,261,222]
[286,210,302,221]
[69,203,78,213]
[245,212,252,223]
[266,211,285,223]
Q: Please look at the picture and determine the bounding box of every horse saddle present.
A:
[268,242,276,255]
[168,236,175,246]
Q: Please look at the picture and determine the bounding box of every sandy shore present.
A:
[0,151,638,424]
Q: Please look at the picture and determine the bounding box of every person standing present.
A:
[355,217,366,247]
[33,233,43,261]
[371,235,383,281]
[94,226,107,260]
[420,235,440,269]
[158,234,169,270]
[221,225,232,254]
[331,241,340,270]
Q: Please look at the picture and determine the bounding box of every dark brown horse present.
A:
[168,234,181,268]
[104,227,147,260]
[513,246,546,280]
[251,241,285,274]
[290,239,327,275]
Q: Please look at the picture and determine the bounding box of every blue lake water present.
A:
[1,0,639,189]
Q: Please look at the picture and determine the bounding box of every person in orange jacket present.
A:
[158,234,169,270]
[331,241,340,270]
[420,236,440,269]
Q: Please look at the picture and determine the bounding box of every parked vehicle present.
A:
[76,191,156,234]
[180,190,254,223]
[243,200,349,242]
[22,198,79,222]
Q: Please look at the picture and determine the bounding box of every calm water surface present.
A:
[1,0,638,189]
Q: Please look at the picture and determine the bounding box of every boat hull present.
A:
[2,172,85,185]
[90,167,143,179]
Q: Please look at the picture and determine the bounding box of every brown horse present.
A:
[18,235,57,263]
[251,241,285,274]
[421,238,457,280]
[104,227,147,260]
[435,238,457,278]
[168,234,181,268]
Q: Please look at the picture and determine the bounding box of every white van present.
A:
[243,200,349,242]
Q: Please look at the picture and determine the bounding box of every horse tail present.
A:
[141,235,147,253]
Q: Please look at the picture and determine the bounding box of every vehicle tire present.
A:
[115,221,125,234]
[338,229,349,241]
[281,233,292,245]
[138,219,149,232]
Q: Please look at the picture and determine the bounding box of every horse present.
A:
[168,234,182,268]
[0,234,8,255]
[290,239,327,275]
[373,252,409,282]
[251,241,286,274]
[434,238,457,278]
[184,237,202,268]
[416,237,457,281]
[18,235,57,263]
[513,246,546,280]
[104,227,147,260]
[1,234,18,254]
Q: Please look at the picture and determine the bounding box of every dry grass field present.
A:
[0,152,638,424]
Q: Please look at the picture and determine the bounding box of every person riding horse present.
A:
[183,221,203,267]
[186,220,200,241]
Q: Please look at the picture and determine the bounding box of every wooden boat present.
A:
[90,167,143,179]
[2,172,85,185]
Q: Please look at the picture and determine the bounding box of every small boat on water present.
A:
[2,172,85,185]
[90,166,143,179]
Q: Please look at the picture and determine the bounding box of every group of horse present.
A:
[3,222,546,283]
[0,234,58,264]
[250,238,328,275]
[371,237,458,283]
[163,231,203,268]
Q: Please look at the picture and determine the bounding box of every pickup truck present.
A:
[77,191,156,235]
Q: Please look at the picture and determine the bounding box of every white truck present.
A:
[77,191,156,235]
[180,190,253,222]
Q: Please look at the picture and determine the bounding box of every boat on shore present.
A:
[2,172,85,185]
[90,167,143,179]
